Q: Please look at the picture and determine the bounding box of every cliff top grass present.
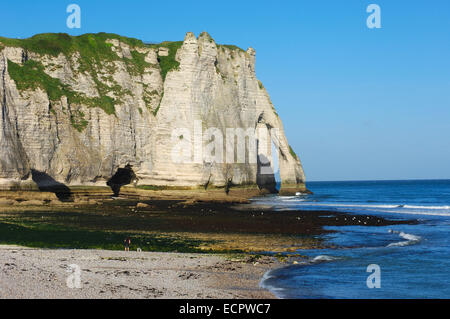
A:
[1,32,246,121]
[0,33,246,81]
[148,41,183,81]
[1,33,155,124]
[0,32,159,77]
[0,32,147,57]
[0,32,245,62]
[218,44,246,53]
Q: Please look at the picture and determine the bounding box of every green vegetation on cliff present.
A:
[0,33,154,78]
[148,41,183,81]
[146,41,183,115]
[218,44,245,53]
[1,33,247,121]
[289,145,298,160]
[1,33,185,119]
[2,33,150,112]
[2,33,152,122]
[0,32,146,59]
[7,59,68,102]
[8,59,115,130]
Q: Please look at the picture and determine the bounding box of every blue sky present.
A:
[1,0,449,181]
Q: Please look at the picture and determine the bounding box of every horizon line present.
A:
[306,178,450,183]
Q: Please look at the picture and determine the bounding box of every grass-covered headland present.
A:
[0,33,185,123]
[0,32,247,128]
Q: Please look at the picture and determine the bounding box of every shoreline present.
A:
[0,245,278,299]
[0,187,419,299]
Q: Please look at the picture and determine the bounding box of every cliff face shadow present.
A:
[256,154,278,193]
[31,169,74,202]
[107,164,137,197]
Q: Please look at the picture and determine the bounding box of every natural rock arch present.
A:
[107,164,137,197]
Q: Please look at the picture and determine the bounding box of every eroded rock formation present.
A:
[0,32,306,194]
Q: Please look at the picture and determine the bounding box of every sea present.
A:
[257,180,450,299]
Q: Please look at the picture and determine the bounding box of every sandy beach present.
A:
[0,245,276,299]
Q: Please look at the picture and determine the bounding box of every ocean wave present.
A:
[403,205,450,210]
[259,270,286,298]
[286,202,402,210]
[286,202,402,209]
[270,201,450,216]
[387,230,422,247]
[295,192,310,196]
[311,255,341,263]
[260,271,274,281]
[259,255,342,298]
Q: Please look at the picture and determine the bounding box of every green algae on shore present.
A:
[0,188,415,254]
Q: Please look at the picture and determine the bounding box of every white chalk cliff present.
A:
[0,32,306,194]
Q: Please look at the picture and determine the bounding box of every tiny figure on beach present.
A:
[124,237,131,251]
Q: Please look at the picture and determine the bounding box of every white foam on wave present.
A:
[259,269,286,298]
[311,255,341,263]
[260,270,274,281]
[387,240,414,247]
[296,192,310,196]
[290,203,401,209]
[398,232,421,242]
[275,201,450,216]
[259,254,341,298]
[403,205,450,210]
[387,230,422,247]
[280,198,306,202]
[251,195,450,216]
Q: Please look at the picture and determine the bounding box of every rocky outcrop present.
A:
[0,32,306,194]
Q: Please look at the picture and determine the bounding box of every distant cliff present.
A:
[0,32,306,194]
